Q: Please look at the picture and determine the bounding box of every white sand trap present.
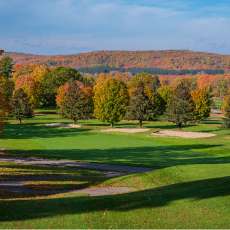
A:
[45,123,63,127]
[152,130,216,139]
[45,123,81,128]
[64,124,81,128]
[102,128,150,133]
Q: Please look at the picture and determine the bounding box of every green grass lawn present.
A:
[0,114,229,228]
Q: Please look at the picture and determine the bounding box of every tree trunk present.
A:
[111,122,114,128]
[178,122,182,129]
[139,120,143,128]
[19,118,22,124]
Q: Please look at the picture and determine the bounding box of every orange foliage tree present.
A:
[56,80,93,123]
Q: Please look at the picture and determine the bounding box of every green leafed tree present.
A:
[0,56,14,79]
[127,73,165,127]
[11,88,33,124]
[0,90,6,134]
[127,81,150,127]
[0,76,14,114]
[167,79,195,128]
[94,77,129,127]
[40,67,83,107]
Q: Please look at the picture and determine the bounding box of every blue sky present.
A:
[0,0,230,54]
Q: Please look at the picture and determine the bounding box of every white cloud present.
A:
[0,0,229,54]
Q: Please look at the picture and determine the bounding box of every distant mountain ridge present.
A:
[4,50,230,72]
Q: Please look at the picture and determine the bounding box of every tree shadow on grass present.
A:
[0,176,229,222]
[2,123,91,139]
[8,144,228,169]
[0,163,107,199]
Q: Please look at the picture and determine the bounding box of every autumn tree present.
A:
[158,85,173,106]
[41,67,83,107]
[223,94,230,118]
[167,79,195,128]
[222,94,230,128]
[94,77,129,127]
[56,81,93,123]
[11,89,33,124]
[192,87,212,121]
[13,64,50,108]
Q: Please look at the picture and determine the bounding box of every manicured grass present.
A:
[0,114,229,228]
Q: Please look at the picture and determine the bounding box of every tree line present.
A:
[78,65,225,75]
[0,55,230,129]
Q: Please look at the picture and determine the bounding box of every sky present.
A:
[0,0,230,55]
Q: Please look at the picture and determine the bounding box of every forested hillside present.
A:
[6,50,230,72]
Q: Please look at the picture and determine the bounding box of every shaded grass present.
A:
[0,114,229,228]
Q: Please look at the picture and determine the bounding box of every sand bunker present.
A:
[152,130,216,139]
[45,123,81,128]
[64,124,81,128]
[45,123,63,127]
[102,128,150,133]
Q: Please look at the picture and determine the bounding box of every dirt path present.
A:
[0,156,152,174]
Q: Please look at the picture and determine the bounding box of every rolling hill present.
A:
[4,50,230,72]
